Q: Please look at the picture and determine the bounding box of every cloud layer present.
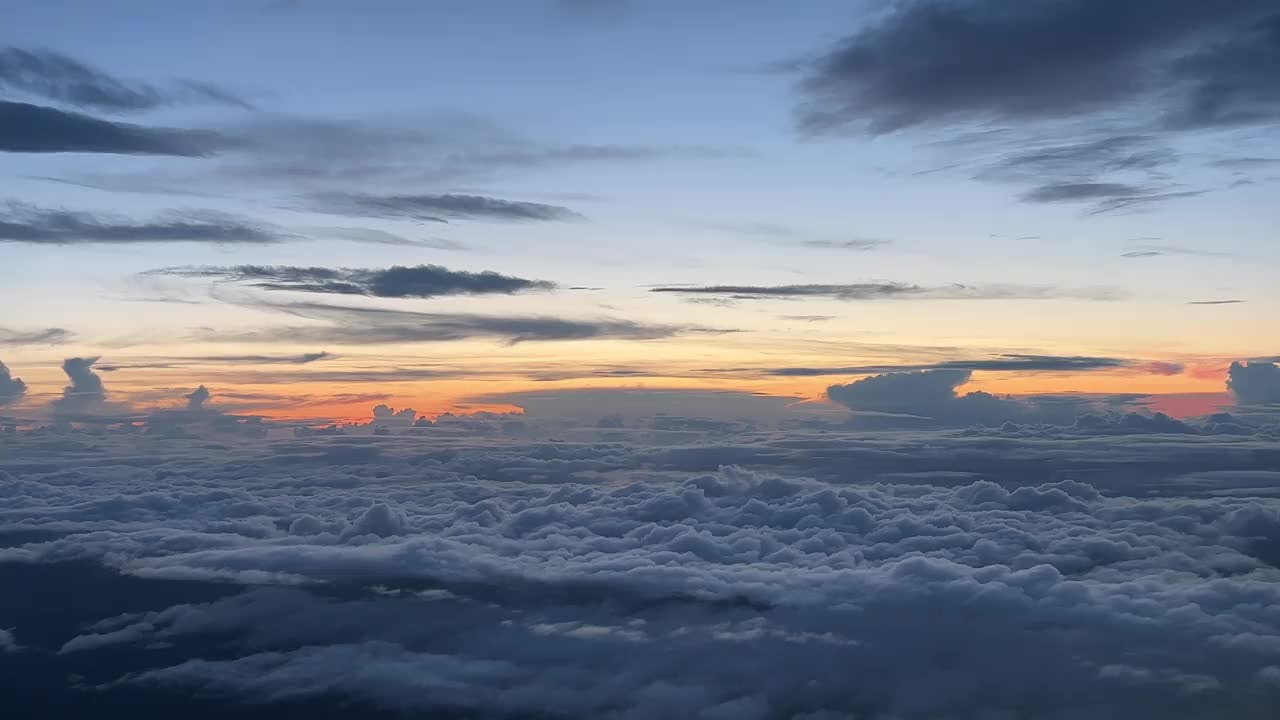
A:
[1,425,1279,718]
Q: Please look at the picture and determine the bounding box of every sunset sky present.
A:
[3,0,1277,423]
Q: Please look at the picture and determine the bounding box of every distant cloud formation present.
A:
[0,101,227,155]
[149,264,556,299]
[52,356,106,415]
[0,327,72,345]
[1188,299,1247,305]
[797,1,1280,134]
[0,360,26,406]
[651,282,1118,302]
[770,354,1149,377]
[0,46,249,112]
[203,300,695,345]
[307,192,583,223]
[1228,361,1280,406]
[184,385,211,411]
[0,203,282,244]
[825,368,1132,427]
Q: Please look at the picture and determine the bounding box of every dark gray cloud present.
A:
[52,356,106,415]
[0,203,283,245]
[0,360,25,407]
[0,100,227,156]
[770,354,1149,377]
[0,46,249,112]
[1164,13,1280,129]
[797,1,1278,133]
[1188,299,1247,305]
[1228,361,1280,406]
[0,327,72,345]
[204,301,696,345]
[308,193,583,223]
[651,282,1118,301]
[149,264,555,299]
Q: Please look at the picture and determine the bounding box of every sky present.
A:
[2,0,1278,425]
[3,4,1280,718]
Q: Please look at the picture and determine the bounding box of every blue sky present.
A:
[2,0,1278,420]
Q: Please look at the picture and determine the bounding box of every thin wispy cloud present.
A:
[0,46,250,112]
[306,193,583,223]
[0,203,283,244]
[650,282,1120,302]
[148,264,556,299]
[200,300,704,345]
[0,100,228,156]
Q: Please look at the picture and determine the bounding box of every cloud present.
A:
[52,356,106,415]
[148,264,556,299]
[770,354,1151,377]
[0,202,283,245]
[202,300,696,345]
[1164,13,1280,129]
[1228,362,1280,406]
[796,1,1278,133]
[0,100,227,155]
[825,368,1127,427]
[0,46,249,112]
[184,385,211,412]
[307,192,583,223]
[1211,156,1280,169]
[0,360,26,407]
[311,227,468,251]
[3,432,1280,717]
[650,282,1118,301]
[95,352,336,373]
[1020,182,1206,213]
[1122,243,1228,259]
[1189,299,1247,305]
[980,135,1178,183]
[0,327,72,345]
[0,627,20,654]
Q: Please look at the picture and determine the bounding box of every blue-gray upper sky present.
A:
[2,0,1277,418]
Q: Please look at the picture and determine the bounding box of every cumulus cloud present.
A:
[51,356,106,415]
[0,100,227,155]
[826,368,1125,427]
[0,360,26,407]
[0,202,282,245]
[184,385,211,412]
[307,192,583,223]
[0,46,249,112]
[1229,361,1280,406]
[651,282,1119,301]
[148,263,556,298]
